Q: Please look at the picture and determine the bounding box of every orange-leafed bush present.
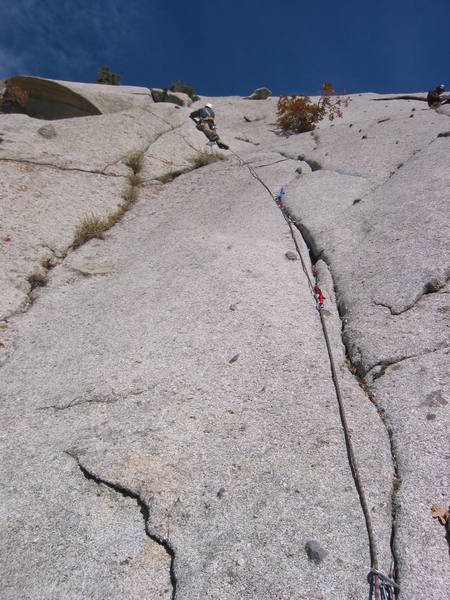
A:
[277,82,350,133]
[0,81,29,113]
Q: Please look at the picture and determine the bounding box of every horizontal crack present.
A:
[252,157,291,168]
[145,153,189,168]
[373,302,398,316]
[0,156,129,177]
[0,112,181,176]
[276,150,302,161]
[129,91,153,97]
[371,96,427,102]
[366,344,449,381]
[368,355,417,381]
[373,277,449,315]
[0,147,151,338]
[234,136,260,146]
[276,151,324,172]
[37,388,147,411]
[67,452,177,599]
[276,151,371,181]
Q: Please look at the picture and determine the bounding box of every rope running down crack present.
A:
[228,147,398,600]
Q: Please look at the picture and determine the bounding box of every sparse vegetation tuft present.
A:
[155,169,187,184]
[393,476,402,492]
[155,150,227,184]
[188,150,227,169]
[28,271,48,289]
[124,151,144,174]
[73,214,109,248]
[73,172,142,248]
[120,183,138,210]
[169,81,200,102]
[40,256,55,270]
[128,173,144,188]
[277,82,350,134]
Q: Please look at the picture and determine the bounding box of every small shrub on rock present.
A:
[277,82,350,133]
[169,81,200,102]
[0,81,29,114]
[96,66,122,85]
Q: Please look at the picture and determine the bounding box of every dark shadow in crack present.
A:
[68,453,177,600]
[371,96,427,103]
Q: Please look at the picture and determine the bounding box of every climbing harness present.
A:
[192,106,216,130]
[229,147,399,600]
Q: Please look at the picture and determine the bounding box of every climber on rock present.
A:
[427,84,450,108]
[190,103,229,150]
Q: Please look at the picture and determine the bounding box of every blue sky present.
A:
[1,0,449,96]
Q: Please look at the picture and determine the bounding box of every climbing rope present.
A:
[369,564,399,600]
[228,147,398,600]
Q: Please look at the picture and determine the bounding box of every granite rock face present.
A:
[0,82,448,599]
[7,76,154,118]
[151,88,192,106]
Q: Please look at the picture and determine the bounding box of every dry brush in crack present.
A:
[155,150,227,184]
[72,152,144,248]
[188,149,227,169]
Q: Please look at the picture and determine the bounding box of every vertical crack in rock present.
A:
[384,422,401,599]
[68,453,177,599]
[281,206,400,593]
[340,354,401,598]
[26,248,66,308]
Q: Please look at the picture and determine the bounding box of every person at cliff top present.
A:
[427,84,450,108]
[189,103,229,150]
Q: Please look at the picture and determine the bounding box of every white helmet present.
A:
[205,102,213,109]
